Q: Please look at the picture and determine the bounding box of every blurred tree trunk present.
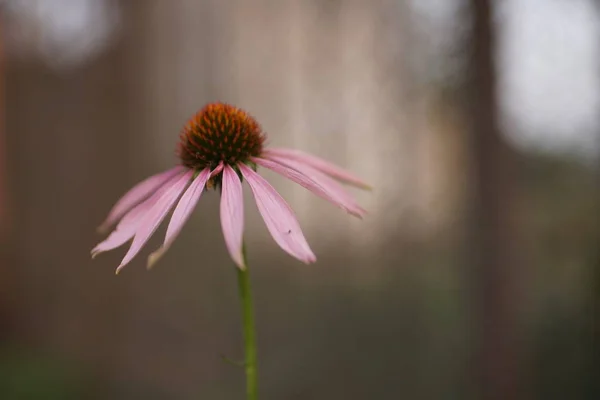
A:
[466,1,523,399]
[590,2,600,398]
[0,17,4,233]
[0,13,12,342]
[592,141,600,395]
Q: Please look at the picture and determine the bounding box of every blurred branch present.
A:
[466,0,524,399]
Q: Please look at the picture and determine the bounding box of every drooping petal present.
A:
[239,163,316,264]
[91,172,182,258]
[116,170,194,273]
[263,148,371,190]
[263,154,367,216]
[253,156,366,218]
[291,164,368,217]
[97,166,184,233]
[147,168,212,269]
[220,165,245,268]
[92,202,148,258]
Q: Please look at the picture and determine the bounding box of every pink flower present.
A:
[93,103,369,272]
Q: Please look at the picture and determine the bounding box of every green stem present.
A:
[237,245,258,400]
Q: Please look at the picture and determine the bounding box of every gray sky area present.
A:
[499,0,600,158]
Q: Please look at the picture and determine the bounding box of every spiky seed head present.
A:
[178,103,266,170]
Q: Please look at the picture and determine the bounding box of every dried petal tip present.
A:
[147,250,164,270]
[178,103,266,170]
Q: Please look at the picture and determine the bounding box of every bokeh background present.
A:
[1,0,599,399]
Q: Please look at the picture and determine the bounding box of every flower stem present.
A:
[237,244,258,400]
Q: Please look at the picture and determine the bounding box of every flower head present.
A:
[178,103,265,171]
[93,102,370,273]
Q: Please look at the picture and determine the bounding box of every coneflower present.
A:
[92,102,369,400]
[93,102,369,272]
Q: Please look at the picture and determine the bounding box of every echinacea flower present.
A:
[93,102,369,272]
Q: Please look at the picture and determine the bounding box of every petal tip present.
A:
[90,246,102,259]
[352,209,368,219]
[235,259,247,270]
[231,249,246,270]
[147,250,164,270]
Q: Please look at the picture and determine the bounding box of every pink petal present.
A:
[91,172,182,258]
[92,202,148,258]
[210,162,224,177]
[220,165,245,269]
[147,168,212,269]
[239,163,316,264]
[97,166,184,233]
[116,170,194,273]
[263,148,371,190]
[267,154,367,216]
[253,157,366,218]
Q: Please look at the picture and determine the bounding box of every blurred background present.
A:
[0,0,599,399]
